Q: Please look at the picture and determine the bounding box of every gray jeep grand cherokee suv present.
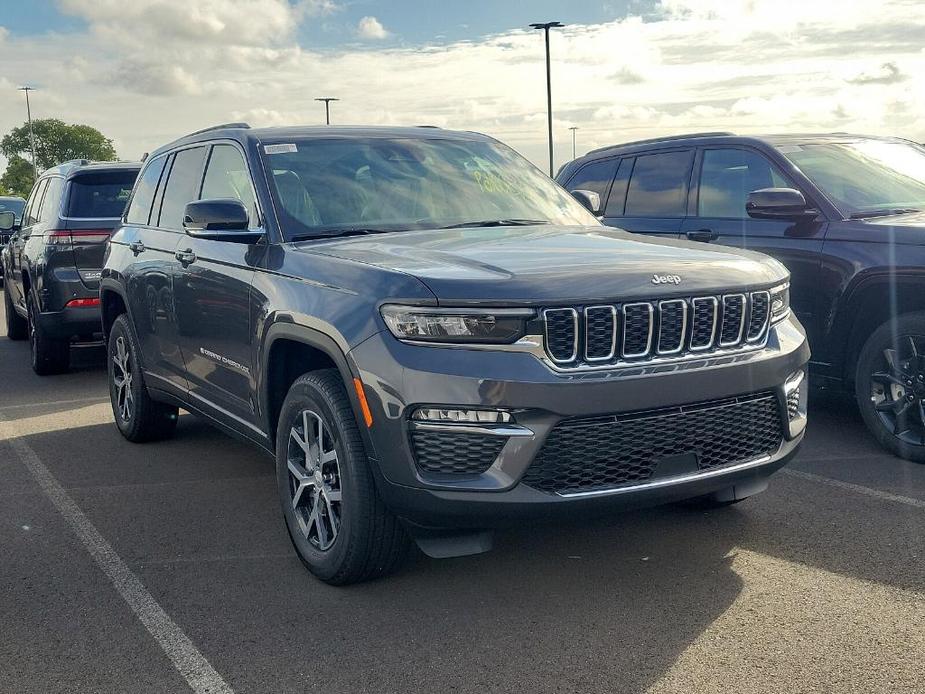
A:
[101,124,809,584]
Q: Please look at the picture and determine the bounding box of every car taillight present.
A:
[65,297,101,308]
[46,229,111,246]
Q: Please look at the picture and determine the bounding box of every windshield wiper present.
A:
[289,228,398,242]
[438,219,549,229]
[848,208,922,219]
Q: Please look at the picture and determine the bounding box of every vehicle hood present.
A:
[303,225,787,304]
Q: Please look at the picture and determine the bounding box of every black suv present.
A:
[101,124,808,584]
[2,160,140,373]
[557,133,925,462]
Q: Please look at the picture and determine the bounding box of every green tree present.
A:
[0,156,35,198]
[1,118,117,172]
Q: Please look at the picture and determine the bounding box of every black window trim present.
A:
[23,177,50,229]
[621,147,696,220]
[124,153,170,228]
[153,143,209,232]
[36,175,65,227]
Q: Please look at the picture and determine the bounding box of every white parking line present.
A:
[0,418,234,694]
[783,469,925,509]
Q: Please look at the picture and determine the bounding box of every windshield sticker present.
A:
[264,143,298,154]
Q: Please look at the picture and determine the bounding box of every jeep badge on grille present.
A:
[652,274,682,285]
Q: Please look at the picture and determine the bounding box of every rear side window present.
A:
[624,150,694,217]
[564,159,618,203]
[66,171,138,218]
[24,179,48,226]
[126,157,167,225]
[200,144,257,227]
[38,177,64,223]
[157,147,207,230]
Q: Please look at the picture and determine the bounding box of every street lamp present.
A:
[18,86,38,179]
[529,21,564,176]
[569,126,579,159]
[315,97,339,125]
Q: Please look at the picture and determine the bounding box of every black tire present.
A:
[276,369,410,585]
[107,314,178,442]
[3,284,27,340]
[856,312,925,463]
[28,293,70,375]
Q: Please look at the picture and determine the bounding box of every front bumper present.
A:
[349,315,809,526]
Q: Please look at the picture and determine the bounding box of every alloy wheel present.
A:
[112,335,135,423]
[870,334,925,445]
[286,409,342,551]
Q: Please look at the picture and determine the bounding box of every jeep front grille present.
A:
[522,392,784,495]
[542,291,771,369]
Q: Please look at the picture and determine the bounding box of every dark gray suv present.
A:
[101,124,809,584]
[2,160,139,373]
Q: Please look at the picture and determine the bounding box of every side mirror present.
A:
[746,188,817,220]
[182,199,262,243]
[0,211,14,232]
[570,189,602,216]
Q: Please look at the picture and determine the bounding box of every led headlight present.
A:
[380,305,534,344]
[769,283,790,324]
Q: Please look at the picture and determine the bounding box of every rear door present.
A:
[680,146,826,344]
[602,149,694,239]
[10,178,49,309]
[63,169,138,288]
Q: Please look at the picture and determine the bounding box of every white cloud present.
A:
[357,16,389,40]
[0,0,923,172]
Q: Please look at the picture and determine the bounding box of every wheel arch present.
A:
[100,281,130,342]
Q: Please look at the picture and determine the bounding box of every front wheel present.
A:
[856,312,925,463]
[276,370,410,585]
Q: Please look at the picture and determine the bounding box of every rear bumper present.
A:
[36,305,102,339]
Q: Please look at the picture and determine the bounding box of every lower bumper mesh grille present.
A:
[411,430,506,475]
[522,393,784,495]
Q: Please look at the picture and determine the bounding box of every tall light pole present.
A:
[18,86,38,179]
[529,21,563,177]
[569,126,579,159]
[315,97,339,125]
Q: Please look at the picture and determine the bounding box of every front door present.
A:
[680,147,826,346]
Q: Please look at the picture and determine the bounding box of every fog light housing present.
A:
[783,369,808,439]
[412,407,513,424]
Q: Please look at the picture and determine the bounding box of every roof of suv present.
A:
[41,159,142,179]
[150,123,493,159]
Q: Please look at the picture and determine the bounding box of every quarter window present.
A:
[624,150,694,217]
[24,179,48,227]
[200,145,257,227]
[38,177,64,223]
[157,147,207,230]
[699,149,790,219]
[127,156,167,225]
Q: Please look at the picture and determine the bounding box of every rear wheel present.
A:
[28,293,70,375]
[276,369,410,585]
[108,314,178,442]
[856,313,925,462]
[3,283,27,340]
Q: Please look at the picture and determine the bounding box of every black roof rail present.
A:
[416,125,441,128]
[184,122,251,137]
[586,131,735,156]
[59,158,91,167]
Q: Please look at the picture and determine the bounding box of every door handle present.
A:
[686,229,718,243]
[129,241,146,255]
[175,249,197,265]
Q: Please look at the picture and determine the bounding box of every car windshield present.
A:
[776,140,925,217]
[260,136,599,240]
[0,198,25,221]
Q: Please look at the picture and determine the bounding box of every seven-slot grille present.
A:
[542,291,771,369]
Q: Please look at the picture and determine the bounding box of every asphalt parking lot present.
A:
[1,292,923,694]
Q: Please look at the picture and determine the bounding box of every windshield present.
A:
[776,140,925,217]
[260,136,599,240]
[0,198,26,221]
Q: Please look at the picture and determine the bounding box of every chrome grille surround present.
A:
[538,290,773,371]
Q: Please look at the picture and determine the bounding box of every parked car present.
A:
[101,123,808,584]
[1,160,140,374]
[0,196,26,277]
[557,132,925,462]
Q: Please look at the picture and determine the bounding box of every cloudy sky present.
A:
[0,0,923,173]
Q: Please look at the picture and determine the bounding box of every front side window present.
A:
[126,157,167,225]
[699,149,789,219]
[157,147,207,230]
[38,177,64,223]
[777,140,925,217]
[624,150,694,217]
[260,137,599,240]
[200,144,257,227]
[564,159,618,203]
[66,171,138,219]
